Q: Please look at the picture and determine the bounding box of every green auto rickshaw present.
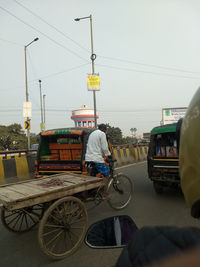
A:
[147,119,182,193]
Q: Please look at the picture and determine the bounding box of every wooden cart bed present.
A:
[0,173,103,211]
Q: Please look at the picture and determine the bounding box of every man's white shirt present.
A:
[85,129,111,163]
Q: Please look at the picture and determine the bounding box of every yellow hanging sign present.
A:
[87,73,100,91]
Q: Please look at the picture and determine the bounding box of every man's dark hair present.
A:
[98,124,107,132]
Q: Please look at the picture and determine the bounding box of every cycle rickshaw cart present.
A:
[0,136,133,260]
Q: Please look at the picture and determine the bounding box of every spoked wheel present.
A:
[107,173,133,210]
[1,204,44,233]
[38,196,88,260]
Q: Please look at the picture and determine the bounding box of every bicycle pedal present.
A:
[94,192,103,203]
[85,197,95,202]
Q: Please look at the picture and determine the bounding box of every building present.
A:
[71,104,99,128]
[143,132,150,140]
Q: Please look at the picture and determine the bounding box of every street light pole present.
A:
[74,15,97,128]
[39,80,44,131]
[24,37,39,149]
[43,94,46,130]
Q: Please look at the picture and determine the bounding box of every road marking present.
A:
[116,161,146,170]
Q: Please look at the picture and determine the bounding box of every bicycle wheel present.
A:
[107,173,133,210]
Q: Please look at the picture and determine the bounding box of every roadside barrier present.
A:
[0,146,148,183]
[113,145,148,167]
[0,152,36,184]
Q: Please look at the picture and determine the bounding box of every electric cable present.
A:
[96,63,200,80]
[98,55,200,75]
[0,5,89,62]
[37,63,90,80]
[13,0,90,54]
[0,63,90,92]
[0,37,23,46]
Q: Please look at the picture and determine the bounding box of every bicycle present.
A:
[86,159,133,210]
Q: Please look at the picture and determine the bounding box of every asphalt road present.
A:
[0,161,199,267]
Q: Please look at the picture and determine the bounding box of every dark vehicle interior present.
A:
[153,132,178,158]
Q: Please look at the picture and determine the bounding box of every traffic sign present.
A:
[23,102,32,117]
[25,120,30,130]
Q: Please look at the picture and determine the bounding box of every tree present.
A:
[0,123,38,150]
[105,124,123,145]
[122,136,133,144]
[7,123,23,135]
[130,127,137,137]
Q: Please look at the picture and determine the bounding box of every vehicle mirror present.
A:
[85,215,138,248]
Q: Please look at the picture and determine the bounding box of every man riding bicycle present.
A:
[85,124,112,198]
[85,124,112,177]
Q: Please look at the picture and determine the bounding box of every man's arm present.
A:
[100,132,111,156]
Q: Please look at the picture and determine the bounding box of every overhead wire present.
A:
[96,63,200,80]
[98,55,200,75]
[0,37,23,46]
[13,0,90,54]
[0,63,90,92]
[13,0,200,77]
[1,5,199,81]
[37,63,90,80]
[14,0,200,77]
[0,5,89,62]
[2,1,200,103]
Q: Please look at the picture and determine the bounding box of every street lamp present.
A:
[38,80,44,131]
[74,15,97,128]
[24,37,39,149]
[43,94,46,130]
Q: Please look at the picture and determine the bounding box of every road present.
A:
[0,161,199,267]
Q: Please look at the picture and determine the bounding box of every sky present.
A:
[1,0,200,136]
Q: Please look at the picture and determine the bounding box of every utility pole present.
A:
[43,94,46,130]
[89,15,97,128]
[74,15,97,128]
[24,37,39,149]
[39,80,44,131]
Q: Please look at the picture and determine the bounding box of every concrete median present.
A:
[113,145,148,167]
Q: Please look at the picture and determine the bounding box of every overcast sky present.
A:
[1,0,200,136]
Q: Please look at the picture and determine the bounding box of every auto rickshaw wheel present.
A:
[38,196,88,260]
[153,181,164,194]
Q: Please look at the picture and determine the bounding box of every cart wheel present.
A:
[38,196,88,260]
[1,204,44,233]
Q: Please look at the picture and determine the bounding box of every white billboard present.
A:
[162,107,187,125]
[23,102,32,117]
